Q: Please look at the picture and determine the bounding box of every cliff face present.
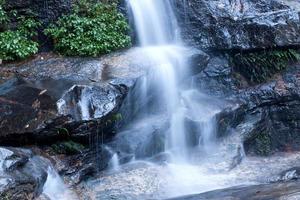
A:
[174,0,300,50]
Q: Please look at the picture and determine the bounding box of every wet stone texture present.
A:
[0,49,149,146]
[174,0,300,50]
[0,147,48,200]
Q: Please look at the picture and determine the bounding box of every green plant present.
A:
[0,1,40,61]
[231,49,300,83]
[45,1,131,56]
[0,30,39,61]
[18,16,41,37]
[0,3,8,25]
[255,132,272,156]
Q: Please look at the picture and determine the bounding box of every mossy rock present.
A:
[51,140,85,155]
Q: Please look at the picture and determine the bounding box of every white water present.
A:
[106,146,120,171]
[128,0,217,162]
[42,167,78,200]
[109,153,120,171]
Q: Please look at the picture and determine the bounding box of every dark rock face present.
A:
[191,56,238,97]
[174,0,300,50]
[54,147,113,185]
[0,147,48,200]
[5,0,72,25]
[241,65,300,155]
[191,52,300,156]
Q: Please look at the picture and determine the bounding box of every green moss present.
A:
[57,127,70,136]
[230,49,300,83]
[51,140,85,155]
[255,132,272,156]
[111,113,122,122]
[45,0,131,56]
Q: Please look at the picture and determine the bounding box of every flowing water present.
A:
[41,167,78,200]
[127,0,204,163]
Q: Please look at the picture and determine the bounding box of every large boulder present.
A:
[174,0,300,50]
[0,49,148,146]
[0,47,206,146]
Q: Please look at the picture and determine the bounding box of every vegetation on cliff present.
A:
[0,0,131,61]
[45,0,131,56]
[0,1,40,61]
[231,49,300,83]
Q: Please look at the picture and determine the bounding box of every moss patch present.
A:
[254,132,272,156]
[51,140,85,155]
[230,49,300,84]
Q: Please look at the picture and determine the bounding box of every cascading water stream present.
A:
[127,0,217,162]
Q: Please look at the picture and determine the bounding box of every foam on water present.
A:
[42,167,78,200]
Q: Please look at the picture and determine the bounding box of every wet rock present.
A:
[0,147,48,200]
[0,47,204,146]
[194,55,300,156]
[0,77,59,145]
[209,62,300,156]
[108,116,169,159]
[186,48,210,75]
[175,0,300,50]
[184,118,201,147]
[54,147,113,185]
[168,181,300,200]
[57,84,126,121]
[51,141,85,155]
[270,167,300,183]
[0,49,151,146]
[215,102,246,137]
[0,77,125,145]
[240,64,300,155]
[191,56,238,97]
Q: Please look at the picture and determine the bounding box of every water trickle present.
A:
[109,153,120,171]
[42,167,78,200]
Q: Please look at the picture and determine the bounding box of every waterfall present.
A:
[109,153,120,171]
[127,0,218,162]
[128,0,179,46]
